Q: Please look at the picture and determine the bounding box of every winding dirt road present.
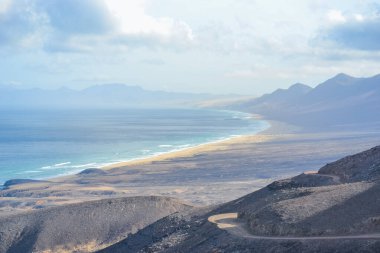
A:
[208,213,380,240]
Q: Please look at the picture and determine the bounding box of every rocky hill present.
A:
[0,196,191,253]
[99,145,380,253]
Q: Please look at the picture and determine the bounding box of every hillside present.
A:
[0,196,191,253]
[231,73,380,129]
[99,146,380,253]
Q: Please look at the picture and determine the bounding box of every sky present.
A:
[0,0,380,95]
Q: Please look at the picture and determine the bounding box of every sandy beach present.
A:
[99,117,302,170]
[102,133,274,169]
[99,113,272,170]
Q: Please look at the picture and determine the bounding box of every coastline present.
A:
[100,112,272,170]
[0,109,269,185]
[2,117,380,214]
[0,117,283,186]
[102,129,273,170]
[65,113,272,178]
[27,116,276,187]
[100,118,301,171]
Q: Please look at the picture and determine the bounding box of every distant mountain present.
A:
[0,84,219,109]
[231,73,380,129]
[247,83,312,106]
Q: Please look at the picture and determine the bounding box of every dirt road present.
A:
[208,213,380,240]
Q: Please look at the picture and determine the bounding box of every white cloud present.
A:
[1,0,380,95]
[0,0,11,14]
[0,0,194,52]
[318,7,380,51]
[327,10,346,23]
[105,0,194,45]
[354,14,364,22]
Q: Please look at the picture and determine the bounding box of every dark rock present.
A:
[319,145,380,182]
[3,179,47,188]
[267,173,338,191]
[78,168,107,176]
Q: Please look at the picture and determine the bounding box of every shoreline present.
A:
[0,131,275,186]
[3,118,380,213]
[0,109,273,185]
[102,131,274,170]
[101,115,274,170]
[1,112,275,185]
[100,118,301,170]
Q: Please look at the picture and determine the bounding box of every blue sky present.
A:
[0,0,379,95]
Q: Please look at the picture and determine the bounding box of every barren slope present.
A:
[0,196,191,253]
[99,146,380,253]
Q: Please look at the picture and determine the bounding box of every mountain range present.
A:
[229,73,380,129]
[2,73,380,129]
[0,84,218,109]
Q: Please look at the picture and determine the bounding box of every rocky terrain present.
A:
[0,196,191,253]
[98,146,380,253]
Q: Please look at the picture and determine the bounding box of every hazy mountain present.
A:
[0,84,218,109]
[232,73,380,129]
[247,82,312,106]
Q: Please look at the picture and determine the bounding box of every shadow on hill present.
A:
[295,182,380,236]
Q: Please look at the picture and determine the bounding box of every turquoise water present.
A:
[0,108,268,184]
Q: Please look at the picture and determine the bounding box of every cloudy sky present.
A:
[0,0,379,95]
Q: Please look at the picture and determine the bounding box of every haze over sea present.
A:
[0,108,268,184]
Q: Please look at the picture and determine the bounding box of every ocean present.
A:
[0,108,268,184]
